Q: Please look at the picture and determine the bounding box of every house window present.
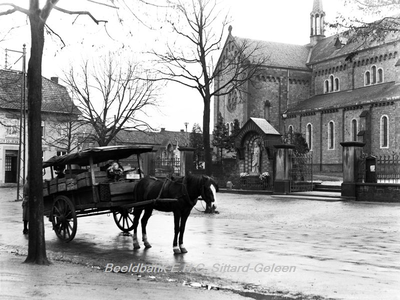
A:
[380,115,389,148]
[5,119,19,137]
[57,151,67,156]
[328,121,335,150]
[351,119,358,141]
[306,123,313,150]
[324,80,329,94]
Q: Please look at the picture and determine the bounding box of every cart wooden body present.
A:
[42,145,160,242]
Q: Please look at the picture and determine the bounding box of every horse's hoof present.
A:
[173,246,181,254]
[179,244,188,253]
[144,242,152,249]
[133,243,141,249]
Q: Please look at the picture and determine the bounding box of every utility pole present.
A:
[6,45,27,201]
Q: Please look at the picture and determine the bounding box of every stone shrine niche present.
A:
[244,134,270,175]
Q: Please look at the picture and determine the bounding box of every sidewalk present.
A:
[0,247,250,300]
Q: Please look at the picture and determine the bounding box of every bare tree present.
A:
[329,0,400,43]
[151,0,267,175]
[0,1,112,265]
[63,55,159,147]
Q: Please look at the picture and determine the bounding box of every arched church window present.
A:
[264,100,271,121]
[378,68,383,83]
[365,71,371,85]
[335,78,340,91]
[328,121,335,150]
[380,115,389,148]
[288,125,294,144]
[352,119,358,141]
[330,75,334,92]
[227,89,238,112]
[306,123,312,150]
[324,80,329,94]
[372,66,377,84]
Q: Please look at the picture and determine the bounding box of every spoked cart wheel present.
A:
[113,207,135,233]
[50,195,77,242]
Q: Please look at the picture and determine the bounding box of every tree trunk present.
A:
[25,11,49,265]
[203,95,212,176]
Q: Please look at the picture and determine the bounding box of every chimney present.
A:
[51,77,59,84]
[160,128,165,132]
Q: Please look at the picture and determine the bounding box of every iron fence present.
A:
[155,158,180,177]
[376,155,400,183]
[358,154,400,183]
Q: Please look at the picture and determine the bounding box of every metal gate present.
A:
[290,152,313,192]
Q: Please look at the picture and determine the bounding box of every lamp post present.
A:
[184,122,189,146]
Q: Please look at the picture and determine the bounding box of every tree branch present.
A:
[53,6,108,24]
[0,3,29,15]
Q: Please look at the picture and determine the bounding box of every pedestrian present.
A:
[22,177,29,234]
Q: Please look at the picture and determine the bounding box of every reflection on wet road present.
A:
[2,191,400,300]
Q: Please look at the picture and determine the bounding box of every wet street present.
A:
[1,187,400,300]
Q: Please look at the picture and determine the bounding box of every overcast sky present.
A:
[0,0,344,132]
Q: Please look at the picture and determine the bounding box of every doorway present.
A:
[5,150,18,183]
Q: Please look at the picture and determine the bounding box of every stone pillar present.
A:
[179,147,195,176]
[340,141,365,198]
[273,144,295,194]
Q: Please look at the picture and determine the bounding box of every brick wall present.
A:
[356,183,400,202]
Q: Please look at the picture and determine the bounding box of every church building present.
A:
[214,0,400,174]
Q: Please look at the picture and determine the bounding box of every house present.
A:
[214,0,400,177]
[113,128,191,175]
[0,69,80,186]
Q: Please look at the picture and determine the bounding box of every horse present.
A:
[131,173,218,254]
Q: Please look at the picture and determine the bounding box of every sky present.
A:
[0,0,344,133]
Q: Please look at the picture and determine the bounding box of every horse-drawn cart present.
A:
[42,145,167,242]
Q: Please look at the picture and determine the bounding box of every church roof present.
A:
[308,22,400,64]
[312,0,324,14]
[288,81,400,113]
[234,37,311,70]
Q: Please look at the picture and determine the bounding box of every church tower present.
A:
[310,0,325,45]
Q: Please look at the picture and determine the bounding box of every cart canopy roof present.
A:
[43,145,153,168]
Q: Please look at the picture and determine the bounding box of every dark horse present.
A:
[132,173,218,254]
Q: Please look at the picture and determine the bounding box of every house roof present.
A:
[115,129,190,148]
[250,118,281,135]
[0,69,79,115]
[288,81,400,113]
[234,36,311,70]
